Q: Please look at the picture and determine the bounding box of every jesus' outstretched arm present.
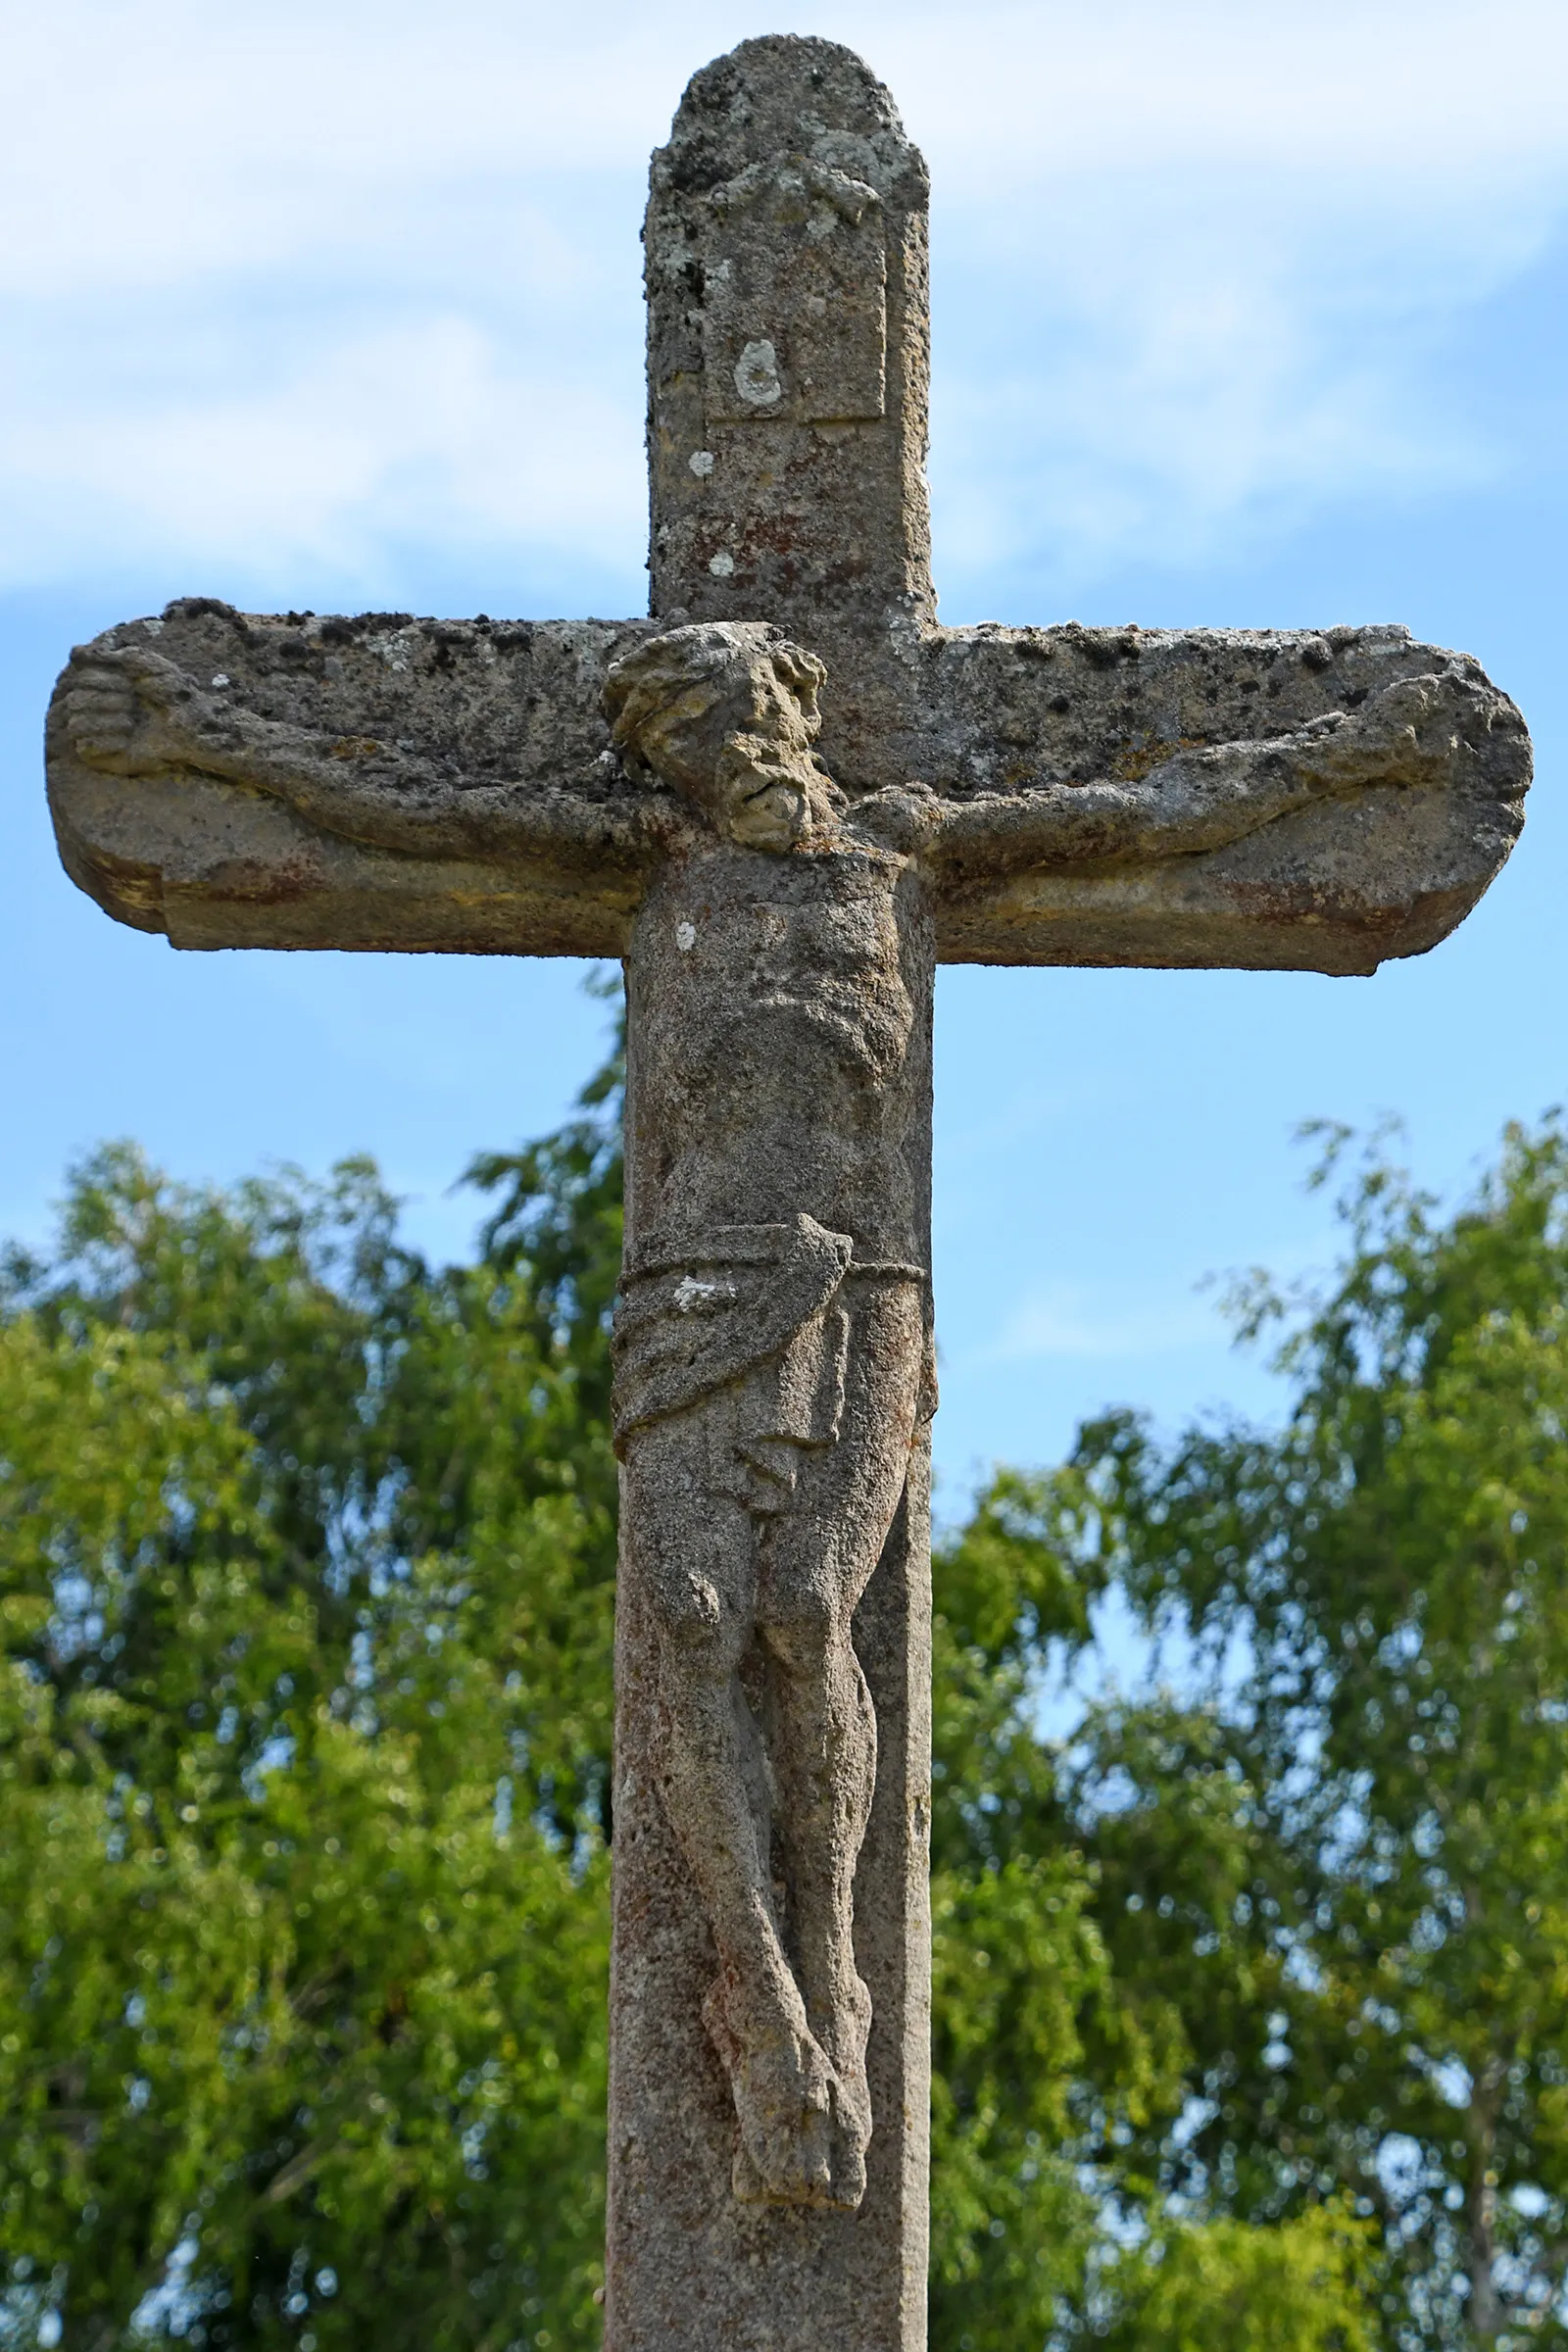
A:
[57,641,669,867]
[914,665,1530,885]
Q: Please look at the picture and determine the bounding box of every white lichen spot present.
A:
[141,617,165,636]
[689,450,715,477]
[676,919,697,952]
[211,673,229,688]
[709,551,735,578]
[733,339,782,408]
[888,616,923,673]
[673,1274,736,1313]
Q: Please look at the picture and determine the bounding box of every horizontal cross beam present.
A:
[48,598,1525,976]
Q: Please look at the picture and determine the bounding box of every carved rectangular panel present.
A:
[702,162,887,425]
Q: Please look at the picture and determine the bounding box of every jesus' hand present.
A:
[60,646,227,779]
[1290,671,1476,792]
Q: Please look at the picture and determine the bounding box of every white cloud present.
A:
[0,310,645,595]
[929,172,1528,587]
[4,0,1567,597]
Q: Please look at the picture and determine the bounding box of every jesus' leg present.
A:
[758,1524,879,2206]
[621,1416,838,2205]
[758,1278,927,2206]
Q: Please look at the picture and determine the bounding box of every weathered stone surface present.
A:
[608,625,936,2217]
[46,606,656,952]
[601,616,941,2348]
[49,606,1527,974]
[40,29,1534,2352]
[643,33,933,762]
[607,1451,931,2352]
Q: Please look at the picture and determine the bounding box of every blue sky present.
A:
[4,0,1567,1508]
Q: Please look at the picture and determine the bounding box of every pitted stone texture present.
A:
[607,1457,931,2352]
[645,35,932,636]
[49,606,1527,974]
[598,623,937,2252]
[644,34,932,802]
[46,602,659,952]
[917,623,1529,972]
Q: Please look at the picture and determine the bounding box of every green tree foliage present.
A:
[5,1014,1559,2351]
[924,1476,1373,2352]
[1098,2203,1380,2352]
[0,1136,616,2349]
[1064,1120,1568,2346]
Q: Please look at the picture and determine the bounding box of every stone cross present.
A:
[46,34,1529,2352]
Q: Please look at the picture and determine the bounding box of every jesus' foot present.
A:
[725,2057,871,2212]
[704,1975,839,2208]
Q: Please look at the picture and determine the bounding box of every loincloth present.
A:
[612,1213,933,1507]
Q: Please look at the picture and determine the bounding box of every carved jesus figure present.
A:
[60,616,1492,2211]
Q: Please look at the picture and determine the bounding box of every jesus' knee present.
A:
[634,1506,754,1683]
[653,1569,748,1682]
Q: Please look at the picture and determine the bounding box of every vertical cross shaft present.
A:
[605,38,936,2352]
[644,35,934,786]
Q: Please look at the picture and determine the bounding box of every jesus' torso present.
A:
[621,825,935,1273]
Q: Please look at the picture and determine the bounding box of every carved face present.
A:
[604,623,838,854]
[676,656,832,851]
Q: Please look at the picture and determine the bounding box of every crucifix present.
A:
[46,32,1529,2352]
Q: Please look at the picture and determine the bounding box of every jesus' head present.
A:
[603,621,842,853]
